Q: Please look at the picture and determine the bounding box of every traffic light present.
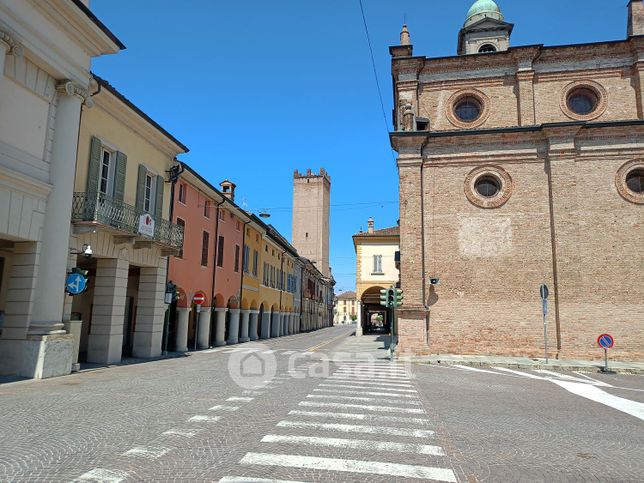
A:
[394,288,404,307]
[387,288,395,307]
[380,288,389,307]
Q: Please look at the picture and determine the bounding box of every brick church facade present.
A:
[391,0,644,361]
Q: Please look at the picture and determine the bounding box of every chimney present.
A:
[628,0,644,37]
[367,217,374,234]
[219,179,236,201]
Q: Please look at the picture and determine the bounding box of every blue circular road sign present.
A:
[597,334,614,349]
[65,272,87,295]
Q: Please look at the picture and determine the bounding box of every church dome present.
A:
[464,0,504,27]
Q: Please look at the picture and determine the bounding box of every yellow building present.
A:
[67,74,187,365]
[353,217,400,335]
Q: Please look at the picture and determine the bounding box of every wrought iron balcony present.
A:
[71,192,183,251]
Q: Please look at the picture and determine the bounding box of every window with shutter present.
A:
[201,231,209,267]
[135,164,147,212]
[217,236,225,267]
[234,245,240,272]
[154,175,164,221]
[87,136,102,195]
[113,151,127,202]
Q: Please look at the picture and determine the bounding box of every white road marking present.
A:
[535,369,611,386]
[281,350,297,355]
[189,415,221,422]
[288,410,431,425]
[313,388,417,398]
[306,394,420,405]
[299,401,424,414]
[332,373,411,381]
[277,420,434,438]
[162,428,202,437]
[261,350,276,354]
[453,364,505,374]
[551,380,644,421]
[243,390,264,396]
[227,396,254,402]
[492,367,544,379]
[209,405,240,412]
[123,446,171,458]
[336,368,409,375]
[76,469,129,482]
[261,434,444,455]
[319,383,416,393]
[219,477,306,483]
[326,378,414,388]
[240,453,456,481]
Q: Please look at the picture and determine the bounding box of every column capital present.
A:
[213,307,228,313]
[228,308,241,314]
[0,29,23,56]
[56,80,94,107]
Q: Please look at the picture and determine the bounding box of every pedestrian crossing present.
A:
[220,361,458,482]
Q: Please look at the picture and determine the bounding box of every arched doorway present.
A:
[360,286,390,335]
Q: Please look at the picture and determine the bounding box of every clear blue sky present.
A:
[91,0,626,293]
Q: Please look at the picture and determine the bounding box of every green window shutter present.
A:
[155,175,164,220]
[136,164,147,212]
[114,151,127,202]
[87,136,102,194]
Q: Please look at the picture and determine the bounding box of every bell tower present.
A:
[458,0,513,55]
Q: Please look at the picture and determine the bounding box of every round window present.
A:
[454,97,482,123]
[475,176,501,197]
[567,88,599,116]
[626,168,644,194]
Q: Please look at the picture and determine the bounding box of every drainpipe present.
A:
[238,218,251,302]
[210,198,226,309]
[419,135,431,347]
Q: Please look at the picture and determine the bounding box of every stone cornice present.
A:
[0,164,52,198]
[28,0,122,57]
[0,29,23,56]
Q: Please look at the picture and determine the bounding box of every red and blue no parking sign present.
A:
[597,333,614,349]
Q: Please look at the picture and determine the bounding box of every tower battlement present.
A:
[293,168,331,183]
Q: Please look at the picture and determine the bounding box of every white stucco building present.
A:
[0,0,123,378]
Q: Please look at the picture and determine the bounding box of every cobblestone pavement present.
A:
[1,327,643,482]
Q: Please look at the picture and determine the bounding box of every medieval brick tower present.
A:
[292,168,331,277]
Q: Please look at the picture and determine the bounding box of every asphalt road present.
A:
[0,325,642,482]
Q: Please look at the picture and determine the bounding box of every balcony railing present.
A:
[71,192,184,250]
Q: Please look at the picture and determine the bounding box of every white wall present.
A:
[360,242,399,283]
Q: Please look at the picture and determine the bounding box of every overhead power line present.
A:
[358,0,397,164]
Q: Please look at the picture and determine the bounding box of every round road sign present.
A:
[597,333,614,349]
[192,291,206,306]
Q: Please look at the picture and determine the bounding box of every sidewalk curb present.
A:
[410,358,643,375]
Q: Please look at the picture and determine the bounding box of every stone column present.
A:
[226,308,240,345]
[213,308,227,347]
[87,258,129,364]
[175,307,190,352]
[285,313,292,335]
[133,265,166,358]
[356,302,363,336]
[271,312,280,338]
[260,311,271,339]
[248,310,259,341]
[197,307,211,349]
[239,309,250,343]
[31,81,91,337]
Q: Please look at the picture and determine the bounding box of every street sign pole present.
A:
[540,284,549,364]
[597,334,614,373]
